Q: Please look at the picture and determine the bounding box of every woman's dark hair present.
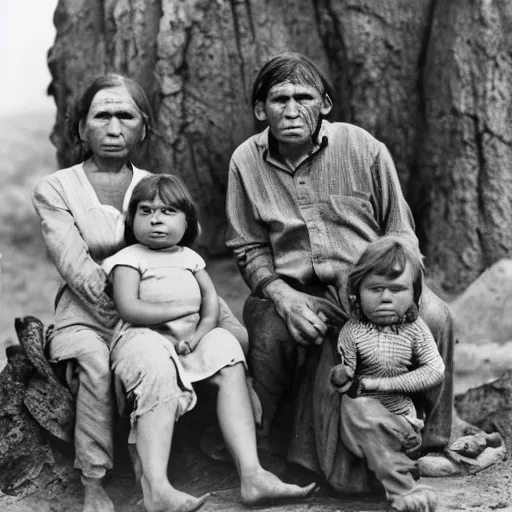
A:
[251,52,335,107]
[347,236,424,320]
[125,174,199,248]
[68,74,153,165]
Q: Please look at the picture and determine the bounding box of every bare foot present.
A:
[240,468,317,506]
[391,485,438,512]
[141,476,210,512]
[82,476,115,512]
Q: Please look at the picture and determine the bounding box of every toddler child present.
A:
[330,235,444,512]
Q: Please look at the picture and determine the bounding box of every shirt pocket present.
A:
[326,193,382,235]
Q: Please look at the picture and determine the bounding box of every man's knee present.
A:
[243,295,293,356]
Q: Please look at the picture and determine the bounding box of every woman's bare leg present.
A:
[136,400,209,512]
[82,476,114,512]
[208,363,316,505]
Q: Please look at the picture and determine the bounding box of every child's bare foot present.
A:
[82,476,115,512]
[141,475,210,512]
[240,468,317,506]
[390,485,438,512]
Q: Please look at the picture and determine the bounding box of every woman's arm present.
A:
[180,269,220,353]
[112,265,196,326]
[32,177,116,325]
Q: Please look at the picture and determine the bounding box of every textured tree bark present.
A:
[413,0,512,292]
[48,0,512,288]
[314,0,435,190]
[48,0,329,253]
[0,345,70,496]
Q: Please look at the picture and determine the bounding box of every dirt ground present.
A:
[1,439,511,512]
[2,257,512,512]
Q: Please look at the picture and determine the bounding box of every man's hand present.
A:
[265,280,345,345]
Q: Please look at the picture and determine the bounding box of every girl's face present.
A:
[132,194,187,250]
[359,262,415,325]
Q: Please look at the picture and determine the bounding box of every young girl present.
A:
[102,174,316,512]
[330,235,444,512]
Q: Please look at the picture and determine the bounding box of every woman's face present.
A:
[79,85,146,161]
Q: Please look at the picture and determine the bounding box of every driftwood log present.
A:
[0,343,71,496]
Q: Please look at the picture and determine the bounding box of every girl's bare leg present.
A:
[136,400,209,512]
[208,363,317,506]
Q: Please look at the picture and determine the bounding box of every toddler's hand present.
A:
[330,364,354,393]
[177,340,193,355]
[346,377,365,398]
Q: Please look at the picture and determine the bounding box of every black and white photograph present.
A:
[1,1,511,511]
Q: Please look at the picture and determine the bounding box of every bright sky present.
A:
[0,0,58,116]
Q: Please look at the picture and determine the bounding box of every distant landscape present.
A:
[1,111,511,396]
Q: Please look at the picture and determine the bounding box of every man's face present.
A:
[255,81,332,147]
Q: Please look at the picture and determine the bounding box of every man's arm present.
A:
[226,162,276,290]
[226,160,344,345]
[373,144,418,245]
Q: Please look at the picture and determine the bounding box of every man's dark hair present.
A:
[68,74,153,164]
[347,236,424,313]
[251,52,335,107]
[125,174,199,248]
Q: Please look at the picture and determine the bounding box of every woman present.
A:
[33,74,313,512]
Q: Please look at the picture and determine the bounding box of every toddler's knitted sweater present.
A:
[337,317,445,426]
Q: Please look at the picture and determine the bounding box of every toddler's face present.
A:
[359,262,414,325]
[132,194,187,250]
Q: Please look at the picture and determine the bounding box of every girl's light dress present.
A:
[103,244,246,439]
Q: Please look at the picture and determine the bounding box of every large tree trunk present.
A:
[48,0,512,287]
[48,0,329,253]
[413,0,512,292]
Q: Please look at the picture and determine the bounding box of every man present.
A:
[226,52,452,508]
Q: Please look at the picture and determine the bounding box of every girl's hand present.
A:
[177,337,200,355]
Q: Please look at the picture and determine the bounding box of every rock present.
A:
[450,260,512,345]
[455,370,512,452]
